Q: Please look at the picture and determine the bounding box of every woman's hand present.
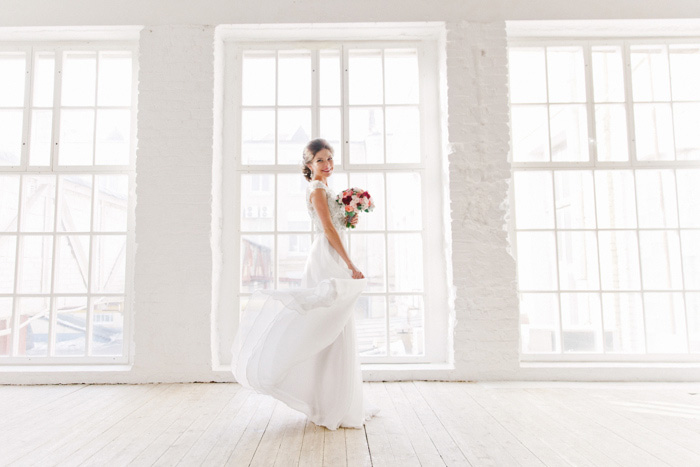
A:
[350,214,359,227]
[348,263,364,279]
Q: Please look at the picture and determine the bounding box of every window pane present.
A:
[57,175,92,232]
[669,45,700,101]
[385,106,420,164]
[676,169,700,227]
[592,46,624,102]
[681,230,700,290]
[554,170,596,229]
[511,105,549,162]
[0,110,24,166]
[0,298,12,356]
[349,50,382,105]
[17,297,50,356]
[639,230,683,290]
[277,108,311,164]
[389,295,424,356]
[20,175,56,233]
[61,52,96,107]
[349,233,385,293]
[547,47,586,103]
[55,235,89,293]
[29,109,52,166]
[561,293,603,352]
[91,296,124,356]
[348,172,384,231]
[598,231,641,290]
[320,49,341,106]
[94,175,128,232]
[319,107,342,163]
[278,50,311,106]
[0,52,26,107]
[631,45,671,102]
[349,107,384,164]
[241,109,274,165]
[242,51,275,106]
[519,293,560,353]
[0,236,17,294]
[634,103,675,161]
[387,233,423,292]
[550,104,589,162]
[514,170,554,229]
[594,104,628,162]
[687,293,700,353]
[386,172,421,231]
[0,175,20,232]
[277,174,310,232]
[356,295,387,356]
[54,296,87,356]
[91,235,126,293]
[508,48,547,104]
[277,234,311,289]
[384,48,419,105]
[17,236,53,293]
[32,52,55,107]
[557,231,600,290]
[59,109,95,166]
[602,293,645,353]
[595,170,637,229]
[241,174,274,232]
[241,235,274,292]
[644,293,687,353]
[516,231,558,291]
[673,103,700,161]
[95,109,131,165]
[635,170,678,228]
[97,51,132,107]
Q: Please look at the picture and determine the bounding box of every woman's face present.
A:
[307,148,334,179]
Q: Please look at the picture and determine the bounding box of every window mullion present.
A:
[342,44,349,171]
[622,41,638,165]
[311,49,319,139]
[21,45,33,171]
[52,47,63,171]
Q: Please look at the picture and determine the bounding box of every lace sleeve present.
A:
[306,180,326,202]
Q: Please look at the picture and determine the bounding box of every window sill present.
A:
[0,364,133,373]
[521,361,700,369]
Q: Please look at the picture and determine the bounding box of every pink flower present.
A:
[345,205,354,212]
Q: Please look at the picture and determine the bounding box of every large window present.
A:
[224,41,447,363]
[509,40,700,361]
[0,44,137,363]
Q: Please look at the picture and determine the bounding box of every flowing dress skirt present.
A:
[231,230,379,430]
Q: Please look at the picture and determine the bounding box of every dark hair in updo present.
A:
[302,138,334,181]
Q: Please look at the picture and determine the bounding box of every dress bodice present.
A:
[306,180,347,232]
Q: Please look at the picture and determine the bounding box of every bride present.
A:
[231,138,379,430]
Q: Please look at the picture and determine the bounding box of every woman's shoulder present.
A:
[307,180,328,193]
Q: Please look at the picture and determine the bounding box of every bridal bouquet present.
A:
[336,188,375,229]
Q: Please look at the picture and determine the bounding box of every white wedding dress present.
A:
[231,179,379,430]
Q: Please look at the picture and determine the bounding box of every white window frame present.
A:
[218,38,449,365]
[508,37,700,363]
[0,41,138,365]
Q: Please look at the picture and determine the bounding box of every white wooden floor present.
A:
[1,382,700,466]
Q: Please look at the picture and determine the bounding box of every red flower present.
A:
[342,195,352,205]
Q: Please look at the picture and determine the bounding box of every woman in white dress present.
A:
[231,138,379,430]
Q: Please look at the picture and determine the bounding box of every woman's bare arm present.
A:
[309,188,364,279]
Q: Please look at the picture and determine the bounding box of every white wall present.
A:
[2,1,700,384]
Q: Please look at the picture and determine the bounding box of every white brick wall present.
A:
[132,25,216,382]
[444,22,521,380]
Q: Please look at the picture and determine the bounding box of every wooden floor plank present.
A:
[2,381,699,467]
[400,382,470,466]
[540,386,699,466]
